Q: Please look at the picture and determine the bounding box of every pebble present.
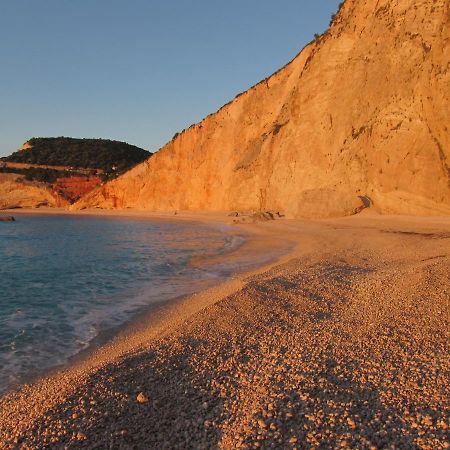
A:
[75,431,87,441]
[258,419,268,429]
[136,392,149,403]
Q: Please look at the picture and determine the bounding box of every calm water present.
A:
[0,214,246,394]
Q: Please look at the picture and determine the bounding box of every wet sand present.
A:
[0,211,449,449]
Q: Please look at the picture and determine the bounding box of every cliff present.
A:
[0,174,68,210]
[76,0,450,217]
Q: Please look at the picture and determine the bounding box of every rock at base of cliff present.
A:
[295,189,369,219]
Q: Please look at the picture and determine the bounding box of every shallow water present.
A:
[0,214,248,394]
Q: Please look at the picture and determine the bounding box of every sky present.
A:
[0,0,341,157]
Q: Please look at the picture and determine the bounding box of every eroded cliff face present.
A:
[75,0,450,217]
[0,174,68,209]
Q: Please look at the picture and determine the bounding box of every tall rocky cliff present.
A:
[75,0,450,217]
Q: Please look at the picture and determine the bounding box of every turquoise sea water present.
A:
[0,214,247,395]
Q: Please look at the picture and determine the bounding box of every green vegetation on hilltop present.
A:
[3,137,151,177]
[0,166,84,184]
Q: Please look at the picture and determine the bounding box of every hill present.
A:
[0,138,151,206]
[74,0,450,217]
[3,137,150,176]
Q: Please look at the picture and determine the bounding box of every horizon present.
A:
[0,1,340,157]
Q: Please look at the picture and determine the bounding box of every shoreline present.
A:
[0,209,296,397]
[0,211,449,448]
[50,214,295,394]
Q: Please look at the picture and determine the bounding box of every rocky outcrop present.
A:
[75,0,450,217]
[0,174,67,210]
[53,176,102,203]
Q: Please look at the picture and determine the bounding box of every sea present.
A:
[0,213,258,395]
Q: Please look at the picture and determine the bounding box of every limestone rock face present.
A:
[75,0,450,217]
[0,174,67,209]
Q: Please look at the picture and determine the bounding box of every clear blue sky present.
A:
[0,1,340,157]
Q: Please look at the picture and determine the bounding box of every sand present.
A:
[0,210,449,449]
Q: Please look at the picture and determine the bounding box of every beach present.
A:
[0,211,449,449]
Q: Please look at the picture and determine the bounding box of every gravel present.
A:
[0,217,449,449]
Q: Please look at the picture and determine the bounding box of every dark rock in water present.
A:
[0,216,15,222]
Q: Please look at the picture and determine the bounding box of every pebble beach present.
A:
[0,213,449,449]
